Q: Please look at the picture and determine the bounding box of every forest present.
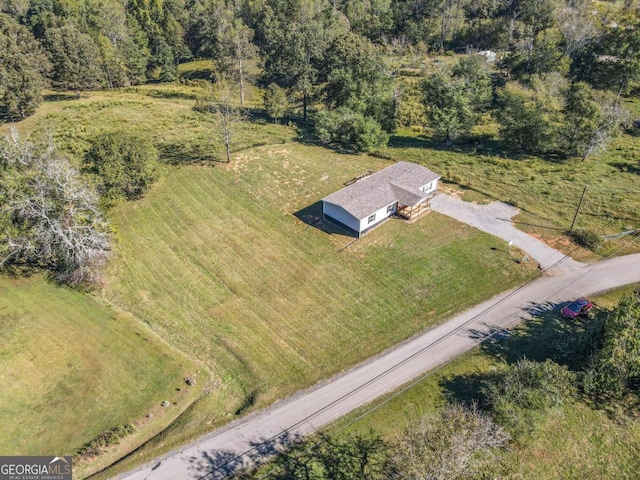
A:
[0,0,638,152]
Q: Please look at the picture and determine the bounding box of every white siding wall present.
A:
[323,202,360,232]
[359,202,396,232]
[420,178,439,194]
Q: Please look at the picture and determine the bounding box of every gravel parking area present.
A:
[431,193,583,272]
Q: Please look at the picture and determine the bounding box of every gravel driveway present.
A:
[431,193,583,272]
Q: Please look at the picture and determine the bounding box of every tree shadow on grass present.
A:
[243,108,306,128]
[186,431,300,479]
[293,201,358,238]
[609,162,640,176]
[158,142,223,165]
[480,300,589,368]
[440,300,591,405]
[388,134,568,164]
[0,108,19,124]
[141,88,198,101]
[43,93,79,102]
[388,134,522,159]
[180,67,216,81]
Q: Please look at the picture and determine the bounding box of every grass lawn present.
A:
[93,141,537,477]
[331,284,640,480]
[0,275,200,478]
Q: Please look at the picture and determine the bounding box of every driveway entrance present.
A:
[431,193,583,272]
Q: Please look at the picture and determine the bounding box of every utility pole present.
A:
[570,185,588,232]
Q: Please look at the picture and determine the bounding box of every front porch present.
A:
[396,196,434,220]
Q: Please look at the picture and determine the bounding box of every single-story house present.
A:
[322,161,440,237]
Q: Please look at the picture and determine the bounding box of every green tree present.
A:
[559,82,625,161]
[25,0,60,38]
[559,82,601,157]
[0,13,50,118]
[65,0,149,88]
[0,0,29,19]
[480,359,577,435]
[343,0,394,41]
[0,128,111,285]
[84,131,159,201]
[504,28,569,78]
[263,83,288,123]
[43,22,104,94]
[572,12,640,103]
[598,13,640,102]
[323,31,395,131]
[501,0,559,50]
[583,294,640,398]
[495,77,564,153]
[314,107,389,152]
[423,55,491,144]
[127,0,189,82]
[261,1,345,121]
[423,70,474,144]
[183,0,231,59]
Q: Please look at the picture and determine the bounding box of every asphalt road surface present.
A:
[117,253,640,480]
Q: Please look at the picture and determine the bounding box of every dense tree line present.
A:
[1,0,639,149]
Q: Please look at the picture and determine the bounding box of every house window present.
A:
[368,213,376,224]
[386,204,394,214]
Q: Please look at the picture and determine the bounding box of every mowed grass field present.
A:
[96,142,538,476]
[332,285,640,480]
[0,275,200,477]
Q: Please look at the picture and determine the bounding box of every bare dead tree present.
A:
[580,99,629,162]
[557,5,600,58]
[207,81,244,163]
[0,127,111,285]
[386,403,509,480]
[228,19,258,106]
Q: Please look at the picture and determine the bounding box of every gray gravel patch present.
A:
[431,193,583,272]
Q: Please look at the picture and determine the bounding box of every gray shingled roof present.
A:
[323,161,440,219]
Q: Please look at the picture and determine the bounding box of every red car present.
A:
[561,298,593,319]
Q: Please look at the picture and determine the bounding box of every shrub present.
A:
[480,359,577,435]
[387,403,510,480]
[583,294,640,398]
[84,131,159,201]
[76,424,135,458]
[314,107,389,152]
[572,228,602,251]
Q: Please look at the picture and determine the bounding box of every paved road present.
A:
[117,253,640,480]
[431,194,584,272]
